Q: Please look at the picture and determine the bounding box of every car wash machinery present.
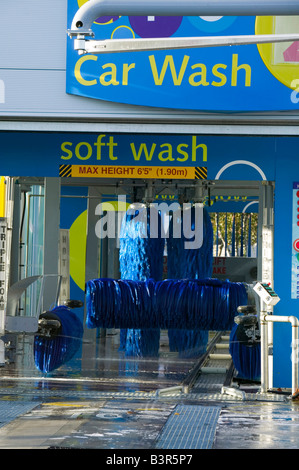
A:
[0,174,292,396]
[0,0,299,395]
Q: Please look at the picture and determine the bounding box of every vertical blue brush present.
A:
[167,205,213,357]
[119,203,164,357]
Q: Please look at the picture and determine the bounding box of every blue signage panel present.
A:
[66,1,299,111]
[0,131,279,180]
[292,182,299,298]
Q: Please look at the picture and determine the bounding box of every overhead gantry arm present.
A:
[67,0,299,55]
[70,0,299,32]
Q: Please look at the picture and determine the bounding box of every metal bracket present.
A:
[67,0,299,54]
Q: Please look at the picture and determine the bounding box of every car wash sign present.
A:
[66,1,299,111]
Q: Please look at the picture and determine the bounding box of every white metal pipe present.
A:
[82,33,299,54]
[268,320,274,389]
[264,315,299,328]
[261,314,299,396]
[260,314,269,394]
[71,0,299,32]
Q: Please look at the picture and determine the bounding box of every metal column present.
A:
[82,186,102,369]
[258,182,275,393]
[43,178,61,311]
[9,182,21,288]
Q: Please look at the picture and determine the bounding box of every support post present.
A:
[82,186,102,368]
[260,310,269,394]
[258,182,275,390]
[43,178,60,311]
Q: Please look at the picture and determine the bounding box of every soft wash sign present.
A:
[69,6,299,110]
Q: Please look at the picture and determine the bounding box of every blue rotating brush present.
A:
[34,305,83,374]
[86,278,247,331]
[167,205,213,356]
[118,203,164,357]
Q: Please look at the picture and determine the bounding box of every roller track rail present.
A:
[182,331,235,394]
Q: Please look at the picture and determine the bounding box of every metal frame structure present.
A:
[68,0,299,55]
[2,176,268,369]
[67,0,298,395]
[0,0,295,394]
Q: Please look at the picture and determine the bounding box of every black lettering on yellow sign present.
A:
[59,164,208,180]
[195,167,207,179]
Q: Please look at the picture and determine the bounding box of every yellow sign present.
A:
[59,164,207,180]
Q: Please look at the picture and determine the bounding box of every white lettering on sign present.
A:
[262,225,273,285]
[59,229,70,304]
[0,219,7,334]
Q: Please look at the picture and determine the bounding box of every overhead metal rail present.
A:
[68,0,299,54]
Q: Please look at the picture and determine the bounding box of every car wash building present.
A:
[1,0,299,397]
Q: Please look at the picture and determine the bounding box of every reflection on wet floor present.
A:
[0,330,199,394]
[1,391,299,449]
[1,330,299,449]
[47,400,177,449]
[214,400,299,449]
[0,330,212,449]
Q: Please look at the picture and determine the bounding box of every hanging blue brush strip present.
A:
[86,278,247,331]
[167,206,213,280]
[167,206,213,355]
[229,322,261,381]
[118,204,164,356]
[119,205,164,282]
[34,306,84,374]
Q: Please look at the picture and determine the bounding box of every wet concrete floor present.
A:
[0,390,298,450]
[0,331,298,451]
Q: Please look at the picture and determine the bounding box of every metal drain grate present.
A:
[0,386,288,403]
[155,404,221,449]
[0,401,41,428]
